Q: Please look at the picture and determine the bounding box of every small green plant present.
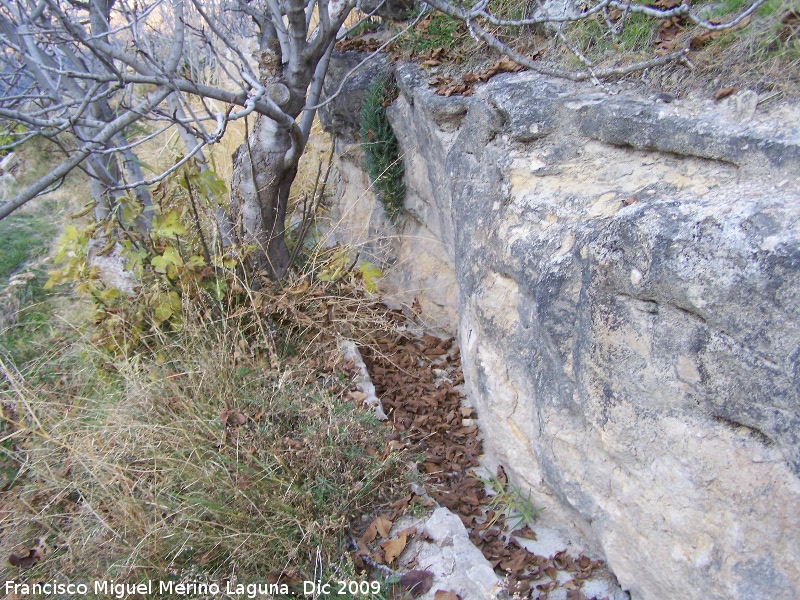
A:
[316,246,383,292]
[475,467,544,530]
[0,123,26,156]
[42,162,239,353]
[360,76,405,223]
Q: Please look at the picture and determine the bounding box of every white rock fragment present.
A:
[87,239,138,296]
[734,90,758,123]
[398,507,503,600]
[337,338,388,420]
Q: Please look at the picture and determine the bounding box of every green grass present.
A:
[0,209,60,366]
[487,0,533,22]
[0,271,58,365]
[565,12,656,58]
[0,210,55,279]
[618,14,656,51]
[692,0,800,83]
[395,12,467,54]
[700,0,785,18]
[559,0,800,80]
[346,16,383,39]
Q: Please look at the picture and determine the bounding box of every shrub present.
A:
[359,75,406,223]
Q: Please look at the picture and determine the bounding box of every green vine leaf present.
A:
[186,255,206,270]
[151,246,183,277]
[151,210,187,238]
[197,169,228,202]
[358,262,382,293]
[153,290,181,324]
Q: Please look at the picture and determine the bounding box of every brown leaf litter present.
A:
[348,308,610,599]
[428,58,526,97]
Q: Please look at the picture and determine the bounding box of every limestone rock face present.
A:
[320,57,800,599]
[319,53,459,331]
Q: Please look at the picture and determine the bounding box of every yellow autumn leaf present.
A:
[358,261,382,292]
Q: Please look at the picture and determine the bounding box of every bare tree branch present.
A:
[0,87,172,219]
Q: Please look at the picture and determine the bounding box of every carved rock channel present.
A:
[320,53,800,599]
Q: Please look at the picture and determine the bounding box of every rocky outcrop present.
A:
[320,53,800,599]
[320,53,460,331]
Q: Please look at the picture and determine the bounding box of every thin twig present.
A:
[183,172,212,266]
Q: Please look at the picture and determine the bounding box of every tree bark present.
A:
[229,38,309,281]
[230,113,295,279]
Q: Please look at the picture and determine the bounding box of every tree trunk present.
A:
[230,114,295,280]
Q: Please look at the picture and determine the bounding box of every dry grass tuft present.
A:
[0,272,408,589]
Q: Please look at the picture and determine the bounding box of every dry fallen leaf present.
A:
[689,30,715,50]
[496,464,508,487]
[563,579,579,589]
[777,10,799,40]
[691,16,750,50]
[220,403,247,427]
[434,590,460,600]
[286,278,309,294]
[390,494,413,510]
[655,17,682,55]
[782,9,800,24]
[397,570,434,597]
[380,533,407,564]
[362,514,392,544]
[714,87,737,101]
[9,538,46,569]
[375,515,393,539]
[348,390,368,403]
[396,526,417,539]
[536,580,558,592]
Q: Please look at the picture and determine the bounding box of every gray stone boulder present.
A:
[320,55,800,599]
[318,52,390,146]
[394,507,503,600]
[357,0,415,20]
